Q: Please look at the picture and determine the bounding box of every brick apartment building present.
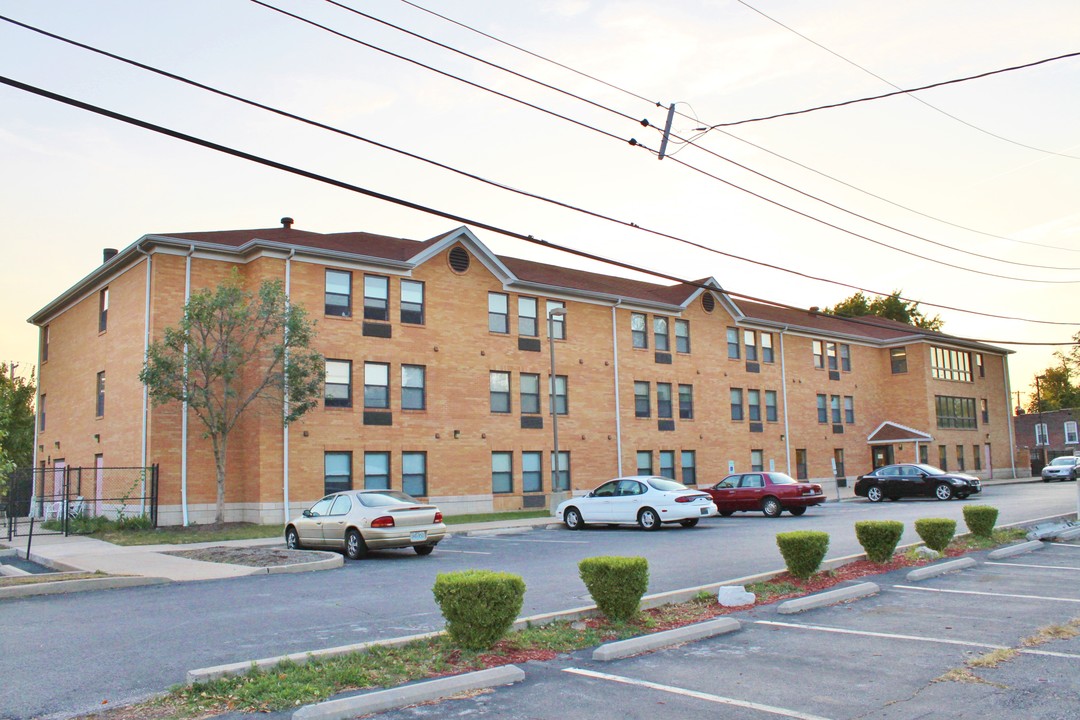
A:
[28,221,1021,526]
[1013,407,1080,471]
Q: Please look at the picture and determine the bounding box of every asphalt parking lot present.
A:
[374,538,1080,719]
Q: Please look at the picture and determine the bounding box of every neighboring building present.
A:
[28,221,1021,525]
[1013,407,1080,471]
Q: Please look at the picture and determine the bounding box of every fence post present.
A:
[151,464,159,528]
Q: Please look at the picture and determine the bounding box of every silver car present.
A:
[285,490,446,559]
[1042,456,1080,482]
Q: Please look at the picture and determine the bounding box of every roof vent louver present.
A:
[701,293,715,313]
[448,246,471,273]
[102,248,119,264]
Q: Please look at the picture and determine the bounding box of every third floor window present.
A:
[325,269,351,317]
[364,275,389,321]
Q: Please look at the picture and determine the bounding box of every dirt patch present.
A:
[165,546,331,567]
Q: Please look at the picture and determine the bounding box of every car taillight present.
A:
[434,511,443,523]
[371,516,395,528]
[675,495,706,503]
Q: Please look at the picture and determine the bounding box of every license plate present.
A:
[410,531,427,542]
[700,507,709,515]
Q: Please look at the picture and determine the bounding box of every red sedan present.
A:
[703,472,825,517]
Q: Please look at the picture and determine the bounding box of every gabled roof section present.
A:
[867,421,934,444]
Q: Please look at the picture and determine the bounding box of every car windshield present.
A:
[914,464,946,475]
[1050,457,1078,466]
[768,473,798,485]
[356,491,422,507]
[646,477,689,492]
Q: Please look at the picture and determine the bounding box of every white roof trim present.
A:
[867,420,934,444]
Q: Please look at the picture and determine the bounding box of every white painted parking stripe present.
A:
[893,585,1080,604]
[985,561,1080,572]
[563,668,834,720]
[1050,542,1080,548]
[433,549,492,555]
[456,536,589,544]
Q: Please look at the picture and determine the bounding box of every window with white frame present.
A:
[491,452,513,493]
[488,293,509,333]
[631,313,648,349]
[636,450,653,475]
[744,330,758,361]
[490,371,511,413]
[325,360,352,407]
[364,362,389,409]
[518,296,538,336]
[727,327,740,359]
[364,275,389,321]
[812,340,824,369]
[656,383,672,419]
[1034,423,1048,445]
[1064,421,1078,445]
[325,270,352,317]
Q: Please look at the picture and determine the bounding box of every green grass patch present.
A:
[442,510,550,525]
[948,527,1027,552]
[97,523,285,546]
[0,571,108,587]
[746,579,802,602]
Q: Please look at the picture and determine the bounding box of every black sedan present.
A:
[854,463,981,502]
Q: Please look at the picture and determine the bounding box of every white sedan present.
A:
[556,476,717,530]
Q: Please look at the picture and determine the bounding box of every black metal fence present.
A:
[4,465,158,539]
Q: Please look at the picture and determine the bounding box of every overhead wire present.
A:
[0,72,1076,346]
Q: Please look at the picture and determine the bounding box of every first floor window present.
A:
[679,384,694,419]
[490,371,511,413]
[659,450,675,479]
[325,360,351,407]
[364,452,390,490]
[520,373,541,414]
[956,445,966,470]
[401,365,425,410]
[681,450,696,484]
[491,452,513,493]
[765,390,778,422]
[522,451,543,492]
[324,452,352,494]
[551,450,570,491]
[795,449,808,480]
[730,388,744,421]
[402,452,427,496]
[834,448,845,477]
[751,449,764,472]
[635,381,651,418]
[364,275,389,321]
[920,444,930,464]
[38,393,45,431]
[973,445,982,471]
[364,362,389,409]
[657,383,672,419]
[637,450,653,476]
[938,445,948,470]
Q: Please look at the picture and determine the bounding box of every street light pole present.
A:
[548,307,567,498]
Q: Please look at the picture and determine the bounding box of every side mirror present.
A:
[586,491,595,498]
[302,509,313,518]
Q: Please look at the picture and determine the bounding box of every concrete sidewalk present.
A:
[0,475,1044,585]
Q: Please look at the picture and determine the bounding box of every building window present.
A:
[98,287,109,332]
[973,445,982,471]
[636,450,653,475]
[490,371,511,413]
[654,317,670,352]
[95,371,106,417]
[956,445,965,471]
[659,450,676,479]
[727,327,740,359]
[631,313,648,349]
[761,333,774,363]
[938,445,948,470]
[817,394,827,423]
[547,300,566,339]
[522,451,543,492]
[488,292,509,333]
[401,365,425,410]
[1035,423,1048,445]
[812,340,824,369]
[931,346,972,382]
[730,388,744,421]
[675,319,690,353]
[364,451,390,490]
[827,342,838,371]
[748,389,761,421]
[765,390,778,422]
[981,398,989,424]
[657,383,672,419]
[935,395,977,429]
[324,451,352,494]
[681,450,696,484]
[400,280,425,324]
[364,362,390,409]
[518,296,538,336]
[550,375,568,415]
[844,396,854,424]
[551,450,570,491]
[976,353,985,378]
[744,330,758,362]
[325,269,352,317]
[491,452,513,493]
[834,448,845,477]
[751,449,764,472]
[520,373,540,414]
[919,444,929,464]
[1066,421,1079,445]
[890,347,908,374]
[795,449,808,480]
[840,344,851,372]
[830,395,841,424]
[325,360,352,407]
[402,452,427,496]
[364,275,389,321]
[678,384,694,419]
[635,381,651,418]
[42,325,49,362]
[38,393,45,431]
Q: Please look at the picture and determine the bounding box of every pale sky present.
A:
[2,0,1078,405]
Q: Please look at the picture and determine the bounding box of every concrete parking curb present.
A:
[0,575,169,599]
[592,617,741,661]
[262,553,342,574]
[777,582,879,614]
[987,540,1045,559]
[291,665,525,720]
[905,557,976,582]
[1055,526,1080,541]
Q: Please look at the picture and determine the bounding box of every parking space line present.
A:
[985,562,1080,572]
[562,668,834,720]
[893,585,1080,604]
[1050,542,1080,549]
[754,621,1006,650]
[434,549,492,555]
[456,536,589,544]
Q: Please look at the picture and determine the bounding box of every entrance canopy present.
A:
[867,421,934,445]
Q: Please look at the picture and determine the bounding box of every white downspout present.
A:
[779,328,791,475]
[181,245,194,525]
[1003,355,1018,479]
[283,248,295,523]
[136,246,152,514]
[611,301,623,477]
[31,336,41,514]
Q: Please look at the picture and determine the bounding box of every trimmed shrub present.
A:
[432,570,525,650]
[915,518,956,552]
[578,556,649,622]
[854,520,905,563]
[963,505,999,538]
[775,531,830,579]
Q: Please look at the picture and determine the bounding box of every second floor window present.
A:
[400,280,424,324]
[657,383,672,419]
[325,360,351,407]
[550,375,568,415]
[747,389,761,421]
[844,396,855,424]
[830,395,841,424]
[936,395,976,429]
[765,390,778,422]
[490,371,511,413]
[489,293,509,333]
[96,371,106,417]
[631,313,648,349]
[634,381,650,417]
[325,270,351,317]
[520,373,540,414]
[654,317,670,351]
[675,319,690,353]
[401,365,425,410]
[730,388,744,421]
[981,398,989,423]
[890,347,908,374]
[817,394,827,423]
[364,275,389,321]
[364,362,389,409]
[518,297,538,336]
[38,394,45,431]
[678,384,693,419]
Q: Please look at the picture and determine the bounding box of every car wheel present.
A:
[285,526,301,550]
[638,508,661,531]
[345,529,368,559]
[719,510,735,517]
[935,483,954,501]
[761,497,782,518]
[414,545,434,556]
[866,485,885,503]
[789,507,807,516]
[564,507,584,530]
[679,518,699,528]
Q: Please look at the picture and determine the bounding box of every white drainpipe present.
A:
[1003,354,1018,479]
[283,248,295,523]
[611,301,623,477]
[779,327,791,475]
[136,245,153,513]
[180,245,194,525]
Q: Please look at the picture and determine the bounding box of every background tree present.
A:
[140,271,324,525]
[1027,334,1080,412]
[0,364,36,482]
[825,290,943,331]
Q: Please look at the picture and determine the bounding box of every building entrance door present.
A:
[871,445,894,469]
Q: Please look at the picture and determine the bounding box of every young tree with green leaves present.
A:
[140,270,324,525]
[1027,339,1080,412]
[0,364,36,493]
[825,290,943,331]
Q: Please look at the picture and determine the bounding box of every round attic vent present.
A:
[448,246,471,273]
[702,292,716,313]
